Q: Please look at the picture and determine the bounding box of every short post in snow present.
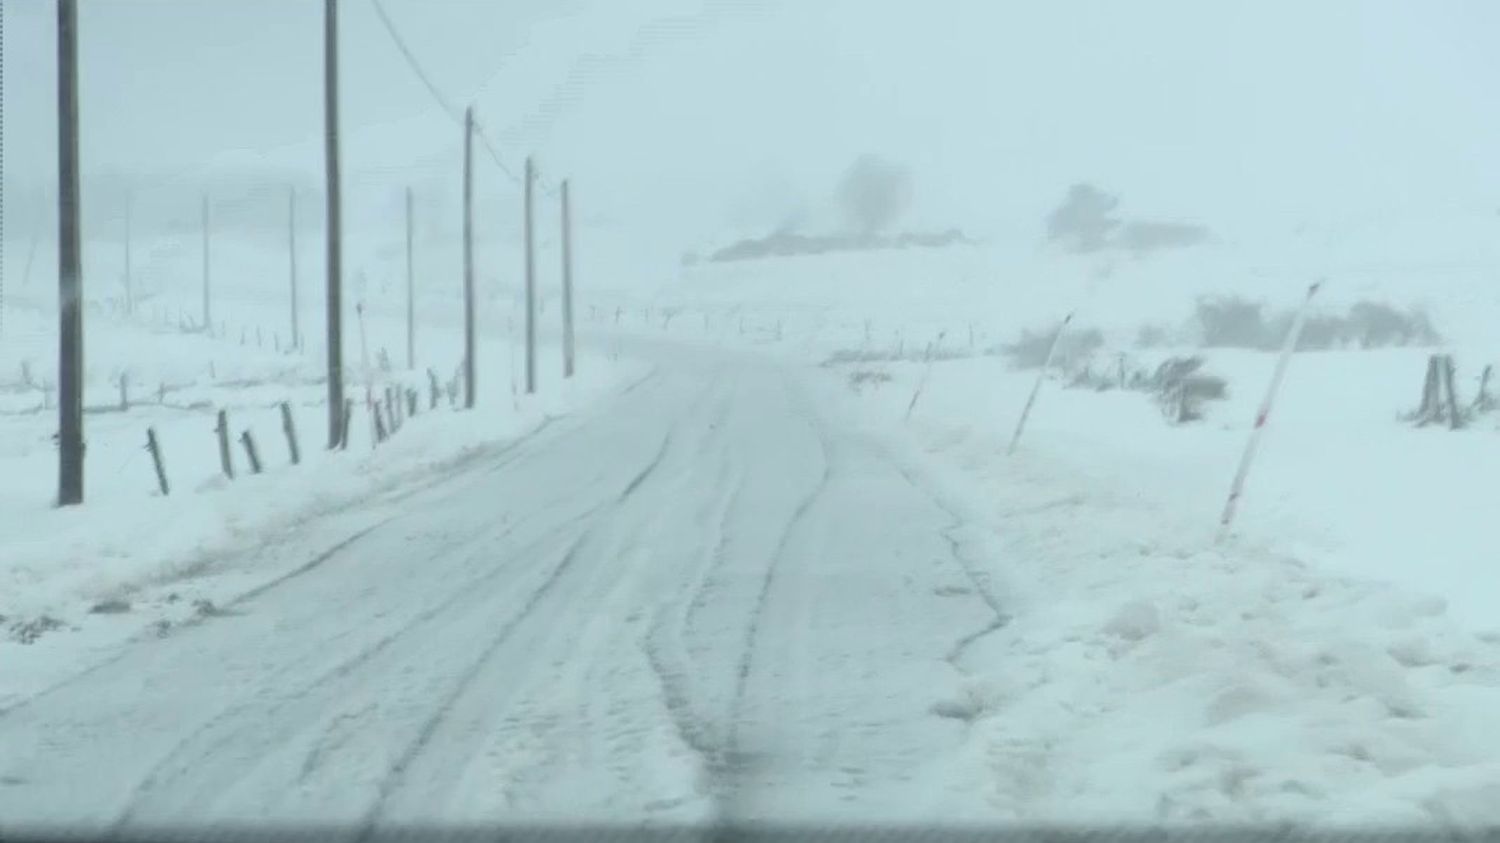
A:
[372,404,388,444]
[118,372,129,411]
[906,331,947,420]
[523,157,538,395]
[215,409,235,479]
[1006,312,1074,456]
[339,398,354,450]
[1216,281,1321,542]
[428,368,440,410]
[281,401,301,466]
[384,386,397,432]
[145,427,169,496]
[1443,355,1463,431]
[240,430,263,475]
[406,388,418,418]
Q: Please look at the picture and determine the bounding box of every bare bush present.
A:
[1347,302,1441,348]
[847,369,893,392]
[1193,296,1441,351]
[1149,356,1228,423]
[1000,326,1104,370]
[1046,183,1121,254]
[1195,296,1271,349]
[1118,220,1211,255]
[1135,323,1172,349]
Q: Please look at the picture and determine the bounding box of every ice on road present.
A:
[0,347,1005,831]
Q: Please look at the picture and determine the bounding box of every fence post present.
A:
[407,388,418,418]
[281,402,301,465]
[339,398,353,450]
[462,107,477,408]
[372,404,388,444]
[428,368,440,409]
[1417,355,1440,424]
[215,409,234,479]
[118,373,129,411]
[1443,354,1463,430]
[240,430,263,474]
[146,427,169,496]
[384,386,397,432]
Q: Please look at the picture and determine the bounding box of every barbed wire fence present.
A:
[4,0,579,507]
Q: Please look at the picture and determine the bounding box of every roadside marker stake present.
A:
[1216,281,1322,543]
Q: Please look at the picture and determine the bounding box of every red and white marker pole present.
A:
[1007,311,1075,456]
[1216,281,1322,542]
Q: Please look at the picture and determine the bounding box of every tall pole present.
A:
[57,0,84,506]
[324,0,345,447]
[405,186,415,370]
[524,156,537,394]
[560,179,575,379]
[288,186,299,351]
[123,190,133,315]
[201,192,211,332]
[462,107,476,408]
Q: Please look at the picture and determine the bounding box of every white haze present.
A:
[4,0,1500,275]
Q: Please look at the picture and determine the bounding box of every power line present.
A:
[367,0,540,189]
[367,0,464,124]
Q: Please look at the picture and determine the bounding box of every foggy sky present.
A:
[4,0,1500,243]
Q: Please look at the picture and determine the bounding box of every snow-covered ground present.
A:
[7,206,1500,829]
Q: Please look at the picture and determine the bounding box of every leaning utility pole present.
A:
[560,179,575,379]
[57,0,85,506]
[462,107,476,408]
[324,0,345,447]
[523,156,537,394]
[405,186,415,369]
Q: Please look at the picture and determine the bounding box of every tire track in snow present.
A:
[0,411,579,723]
[642,405,744,779]
[355,379,724,828]
[108,502,609,830]
[714,376,833,823]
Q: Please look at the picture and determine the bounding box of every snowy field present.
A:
[6,204,1500,828]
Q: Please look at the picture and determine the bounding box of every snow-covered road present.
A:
[0,345,1006,832]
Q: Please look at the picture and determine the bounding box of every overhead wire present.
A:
[366,0,563,197]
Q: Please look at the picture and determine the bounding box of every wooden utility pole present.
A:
[561,179,575,379]
[405,186,415,369]
[324,0,345,447]
[288,186,300,351]
[462,107,476,408]
[201,192,211,331]
[524,156,537,394]
[57,0,85,506]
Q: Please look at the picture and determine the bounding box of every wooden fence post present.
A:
[240,430,263,474]
[215,410,234,479]
[373,404,388,444]
[281,402,301,465]
[428,368,440,409]
[145,428,169,496]
[1444,354,1463,430]
[339,398,354,450]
